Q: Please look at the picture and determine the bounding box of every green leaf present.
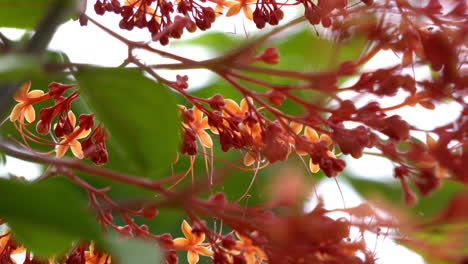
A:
[0,0,50,28]
[75,67,180,178]
[0,0,76,29]
[0,178,102,257]
[105,233,162,264]
[171,31,244,53]
[0,54,42,82]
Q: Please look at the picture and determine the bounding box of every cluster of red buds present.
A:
[93,0,216,45]
[9,81,108,165]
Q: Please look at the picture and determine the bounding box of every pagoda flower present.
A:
[289,122,334,173]
[0,229,25,264]
[225,0,256,20]
[232,232,267,264]
[56,111,91,159]
[10,81,50,123]
[173,220,213,264]
[85,242,111,264]
[181,105,213,148]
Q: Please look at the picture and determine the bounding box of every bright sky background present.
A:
[2,2,464,263]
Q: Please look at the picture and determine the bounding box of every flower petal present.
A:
[173,238,190,247]
[290,121,303,134]
[181,220,194,240]
[193,107,203,122]
[243,6,253,20]
[68,111,77,127]
[9,103,24,122]
[199,117,210,130]
[56,143,69,158]
[240,97,252,113]
[243,152,256,166]
[15,81,31,101]
[76,128,91,139]
[192,232,205,245]
[187,250,200,264]
[215,4,224,15]
[224,99,241,114]
[198,130,213,148]
[23,105,36,123]
[309,158,320,173]
[226,3,241,16]
[70,140,84,159]
[305,127,318,141]
[194,246,213,257]
[245,253,256,264]
[319,134,333,146]
[27,90,45,98]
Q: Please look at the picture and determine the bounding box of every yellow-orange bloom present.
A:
[225,0,255,20]
[233,232,267,264]
[173,220,213,264]
[85,242,111,264]
[10,81,47,123]
[56,111,91,159]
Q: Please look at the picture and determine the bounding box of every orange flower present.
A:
[0,229,25,264]
[233,232,267,264]
[85,242,111,264]
[173,220,213,264]
[10,81,48,123]
[182,106,213,148]
[225,0,255,20]
[56,111,91,158]
[290,124,334,173]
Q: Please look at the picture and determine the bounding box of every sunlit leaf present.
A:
[76,67,180,178]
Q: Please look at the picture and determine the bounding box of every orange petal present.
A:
[224,99,241,114]
[198,130,213,148]
[215,4,224,15]
[187,250,200,264]
[193,107,203,122]
[327,151,336,158]
[304,127,318,141]
[76,128,91,139]
[181,220,194,240]
[199,117,210,130]
[173,238,190,247]
[243,6,253,20]
[23,105,36,123]
[15,81,31,101]
[319,134,333,146]
[70,140,84,159]
[290,121,303,134]
[226,4,241,16]
[68,111,77,127]
[243,152,256,166]
[56,143,69,158]
[9,103,24,122]
[245,253,256,264]
[192,232,206,245]
[27,90,45,98]
[240,97,253,112]
[309,158,320,173]
[194,246,213,257]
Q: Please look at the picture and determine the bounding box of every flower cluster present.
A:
[180,97,345,177]
[9,81,108,165]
